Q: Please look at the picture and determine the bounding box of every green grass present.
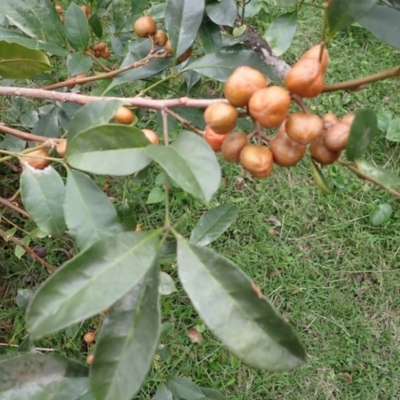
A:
[2,3,400,400]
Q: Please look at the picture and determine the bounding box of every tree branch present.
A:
[0,123,63,143]
[0,197,30,219]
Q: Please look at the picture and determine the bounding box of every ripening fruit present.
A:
[300,44,330,73]
[86,354,94,365]
[323,122,350,152]
[248,86,291,129]
[285,59,324,98]
[94,50,101,58]
[56,139,67,157]
[239,144,274,179]
[286,113,323,144]
[142,129,159,144]
[84,332,95,344]
[322,112,339,129]
[20,149,51,170]
[154,30,168,47]
[81,5,90,17]
[269,129,306,167]
[224,66,268,107]
[114,106,135,124]
[165,40,173,55]
[221,131,249,163]
[95,42,107,52]
[204,102,238,134]
[204,126,228,152]
[134,16,157,38]
[55,5,63,13]
[101,48,111,59]
[341,114,355,127]
[310,136,341,165]
[178,47,192,64]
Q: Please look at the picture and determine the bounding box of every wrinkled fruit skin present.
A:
[154,30,168,47]
[248,86,291,129]
[114,106,134,124]
[270,129,306,167]
[323,122,350,152]
[204,126,228,152]
[224,66,268,107]
[178,47,192,64]
[285,59,324,98]
[310,136,341,165]
[322,112,339,129]
[20,149,51,170]
[300,44,329,73]
[341,114,355,127]
[142,129,159,144]
[204,102,238,134]
[134,16,157,38]
[221,131,249,163]
[239,144,274,178]
[286,113,323,144]
[56,139,67,157]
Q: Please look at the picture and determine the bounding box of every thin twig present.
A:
[86,51,113,72]
[0,343,55,351]
[291,94,310,113]
[161,109,169,145]
[0,197,30,218]
[0,123,63,144]
[0,229,56,272]
[164,108,204,136]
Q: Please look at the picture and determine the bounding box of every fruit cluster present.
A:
[203,45,354,179]
[55,4,90,23]
[91,42,111,59]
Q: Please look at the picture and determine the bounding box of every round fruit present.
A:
[204,126,228,152]
[154,30,168,47]
[20,149,51,170]
[56,139,67,157]
[224,66,268,107]
[134,16,157,38]
[239,144,274,178]
[286,113,323,144]
[300,44,329,73]
[284,58,324,98]
[101,48,111,59]
[84,332,95,344]
[341,114,355,127]
[221,131,249,163]
[55,5,63,13]
[248,86,291,128]
[165,40,173,55]
[323,122,350,151]
[178,47,192,64]
[310,136,341,165]
[95,42,107,52]
[269,129,306,167]
[204,102,238,134]
[94,50,101,58]
[81,5,90,17]
[86,354,94,365]
[142,129,159,144]
[114,106,135,124]
[322,112,339,129]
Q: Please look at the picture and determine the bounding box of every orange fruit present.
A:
[114,107,135,124]
[154,30,168,47]
[286,113,323,144]
[95,42,107,51]
[134,16,157,38]
[178,47,192,64]
[20,149,51,170]
[83,332,95,344]
[269,129,306,167]
[300,44,329,73]
[204,102,238,134]
[221,131,249,163]
[142,129,159,144]
[55,5,63,13]
[323,122,350,152]
[341,114,355,127]
[239,144,274,178]
[165,40,173,55]
[310,136,341,165]
[56,139,67,157]
[81,5,90,17]
[204,126,228,152]
[101,48,111,59]
[322,112,339,129]
[86,354,94,365]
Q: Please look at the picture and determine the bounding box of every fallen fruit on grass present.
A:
[221,131,249,163]
[310,135,341,165]
[204,126,228,152]
[114,106,135,125]
[239,144,274,178]
[20,149,51,170]
[142,129,159,144]
[56,139,67,157]
[270,128,306,167]
[84,332,95,344]
[204,102,238,134]
[154,30,168,47]
[134,16,157,38]
[323,122,350,151]
[286,113,323,144]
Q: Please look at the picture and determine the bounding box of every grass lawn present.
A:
[1,3,400,400]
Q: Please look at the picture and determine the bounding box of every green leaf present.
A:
[146,187,166,204]
[165,0,205,59]
[16,289,35,312]
[0,354,89,400]
[26,230,160,338]
[20,165,67,237]
[190,204,238,246]
[205,0,237,27]
[0,41,51,79]
[155,384,174,400]
[200,388,226,399]
[377,112,392,132]
[67,53,93,76]
[159,271,177,295]
[90,264,160,400]
[184,50,279,82]
[359,5,400,49]
[386,118,400,142]
[327,0,378,37]
[265,12,298,56]
[63,169,123,250]
[112,0,125,32]
[65,3,90,52]
[199,18,222,54]
[177,238,306,371]
[67,124,152,176]
[18,335,35,354]
[310,159,333,195]
[167,376,204,400]
[370,204,392,226]
[345,109,378,161]
[89,13,103,39]
[146,131,221,203]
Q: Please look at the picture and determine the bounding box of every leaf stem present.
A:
[164,108,204,136]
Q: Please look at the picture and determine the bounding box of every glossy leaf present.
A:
[31,107,59,139]
[63,169,123,250]
[67,125,152,176]
[359,5,400,49]
[190,204,238,246]
[310,159,333,195]
[65,3,90,53]
[155,384,174,400]
[90,264,161,400]
[165,0,205,59]
[386,119,400,142]
[67,54,93,76]
[177,238,306,371]
[26,231,160,338]
[265,12,298,56]
[345,109,378,161]
[184,50,278,81]
[370,204,392,226]
[89,13,103,39]
[0,41,51,79]
[167,376,204,400]
[146,131,221,203]
[20,164,67,237]
[327,0,378,37]
[205,0,237,27]
[199,19,222,54]
[0,354,89,400]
